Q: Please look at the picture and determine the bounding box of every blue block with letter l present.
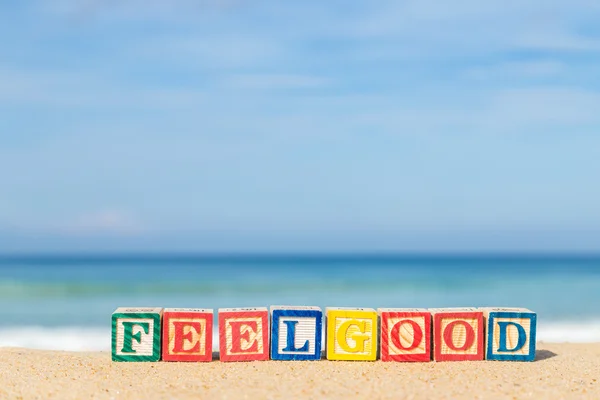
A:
[270,306,323,361]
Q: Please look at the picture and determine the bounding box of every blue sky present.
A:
[1,1,600,253]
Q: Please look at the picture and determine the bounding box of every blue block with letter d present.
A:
[483,308,537,361]
[270,306,323,361]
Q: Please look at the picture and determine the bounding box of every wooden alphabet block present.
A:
[112,307,163,362]
[378,308,431,362]
[482,307,537,361]
[431,308,484,361]
[326,307,377,361]
[218,307,269,362]
[162,308,213,362]
[270,306,323,361]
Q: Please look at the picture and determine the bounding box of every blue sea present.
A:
[1,254,599,351]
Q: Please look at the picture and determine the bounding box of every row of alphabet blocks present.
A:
[112,306,536,362]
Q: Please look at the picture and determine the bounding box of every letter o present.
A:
[390,319,423,351]
[443,320,475,351]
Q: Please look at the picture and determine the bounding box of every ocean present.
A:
[1,254,599,351]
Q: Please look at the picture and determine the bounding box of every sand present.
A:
[0,343,598,399]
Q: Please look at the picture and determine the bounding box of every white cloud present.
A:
[463,60,565,81]
[515,30,600,52]
[135,34,281,70]
[222,73,327,90]
[327,0,600,60]
[38,0,243,22]
[0,65,207,109]
[0,209,146,237]
[31,0,600,58]
[60,210,144,236]
[273,86,600,136]
[481,87,600,129]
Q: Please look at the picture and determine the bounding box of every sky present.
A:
[1,1,600,253]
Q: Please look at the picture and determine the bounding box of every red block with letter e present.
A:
[162,308,213,362]
[219,307,270,362]
[379,308,431,362]
[431,308,484,361]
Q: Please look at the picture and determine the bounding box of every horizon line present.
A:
[1,251,599,264]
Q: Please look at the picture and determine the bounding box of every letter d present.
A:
[497,321,526,352]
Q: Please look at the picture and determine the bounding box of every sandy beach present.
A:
[0,343,598,399]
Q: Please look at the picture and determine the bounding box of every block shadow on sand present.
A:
[535,350,557,361]
[212,351,557,362]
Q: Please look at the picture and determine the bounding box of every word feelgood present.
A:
[111,306,537,363]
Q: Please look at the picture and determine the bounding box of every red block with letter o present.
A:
[219,307,270,362]
[162,308,213,362]
[431,308,484,361]
[379,308,431,362]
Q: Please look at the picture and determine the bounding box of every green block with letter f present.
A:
[111,307,163,362]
